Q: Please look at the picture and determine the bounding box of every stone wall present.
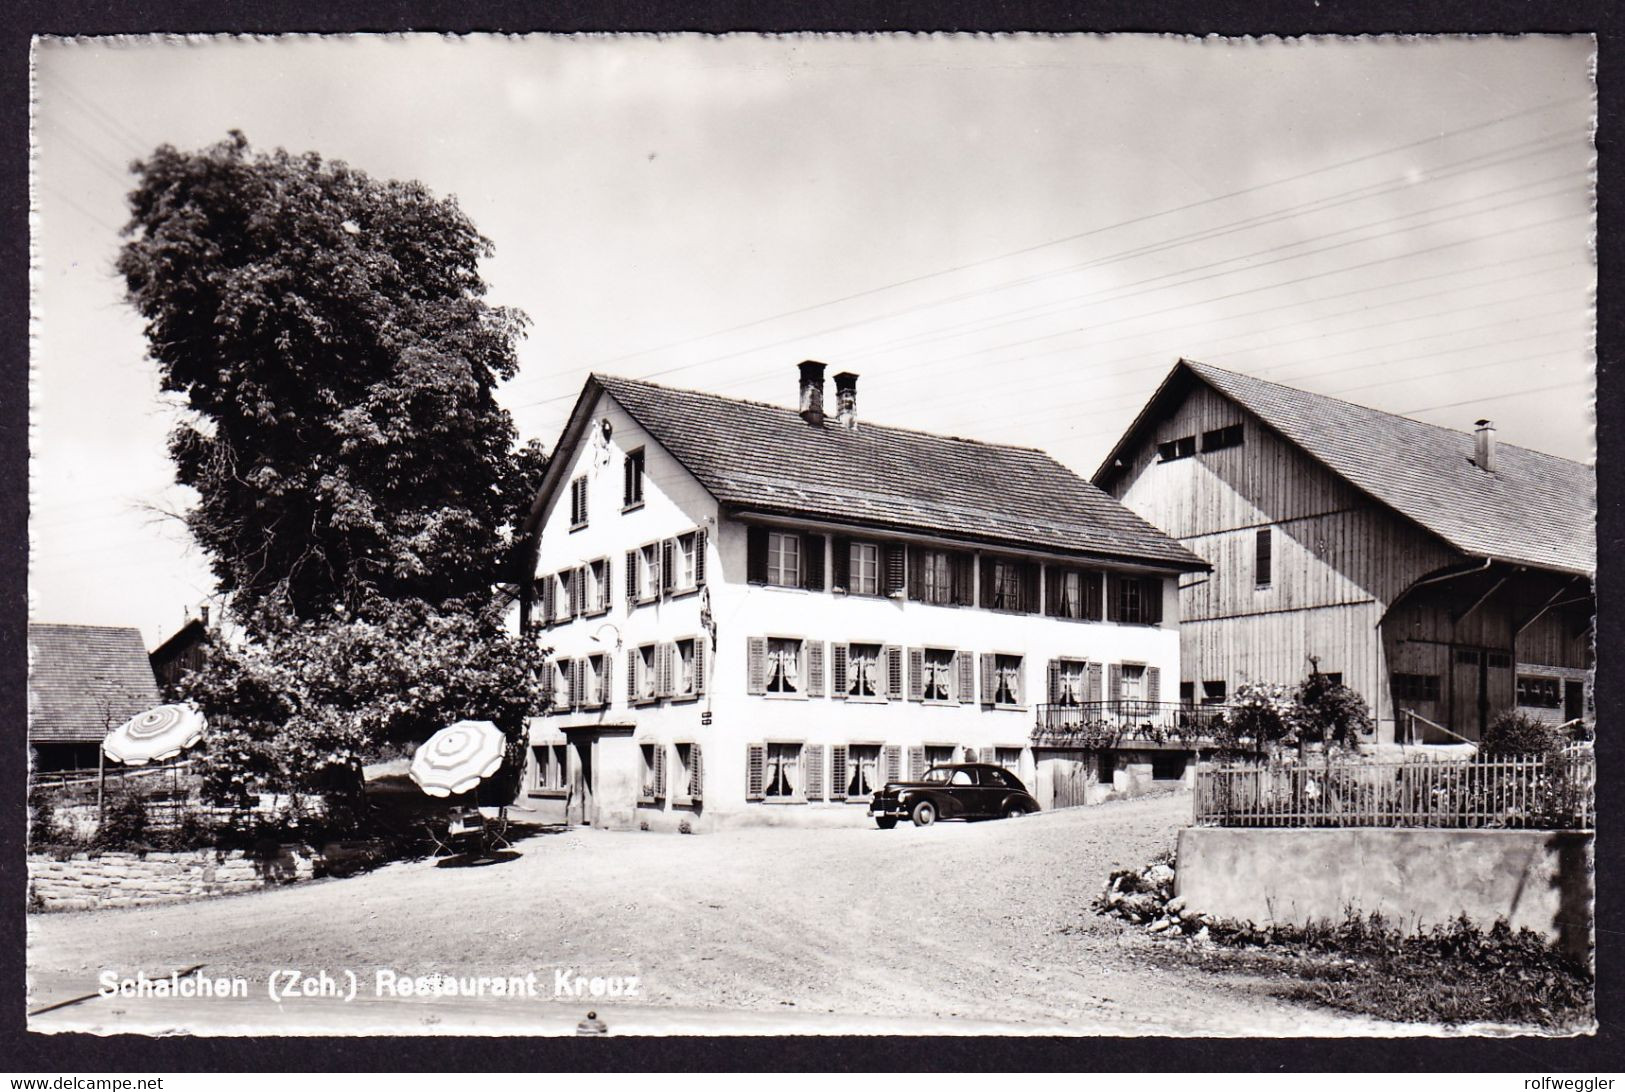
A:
[27,846,316,912]
[1175,826,1593,963]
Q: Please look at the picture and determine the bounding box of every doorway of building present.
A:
[570,736,596,827]
[1449,645,1513,741]
[1564,679,1586,722]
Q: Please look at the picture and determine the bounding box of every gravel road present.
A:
[29,793,1395,1035]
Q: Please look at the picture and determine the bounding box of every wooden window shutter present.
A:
[599,657,613,709]
[1086,571,1103,620]
[1043,566,1058,616]
[626,649,639,702]
[571,566,585,618]
[746,637,767,695]
[980,558,995,610]
[746,743,765,801]
[906,545,923,600]
[831,536,850,592]
[956,650,975,705]
[571,658,585,711]
[1146,577,1164,624]
[623,454,634,507]
[806,640,826,698]
[625,549,639,605]
[886,744,903,783]
[980,653,997,708]
[1147,666,1161,703]
[802,533,826,591]
[541,576,556,627]
[690,743,704,800]
[907,745,925,780]
[883,543,906,596]
[953,552,975,606]
[1021,562,1040,614]
[653,745,667,799]
[829,745,849,800]
[693,637,707,696]
[1106,573,1122,622]
[884,645,904,700]
[541,662,556,706]
[1087,662,1103,704]
[1109,662,1123,702]
[600,558,612,612]
[657,642,675,699]
[746,526,768,584]
[907,647,925,701]
[694,528,707,587]
[830,643,848,698]
[1047,659,1061,703]
[803,744,825,801]
[661,539,675,597]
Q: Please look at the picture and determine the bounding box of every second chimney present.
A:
[1474,418,1496,472]
[797,360,827,426]
[833,371,859,430]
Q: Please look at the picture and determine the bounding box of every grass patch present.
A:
[1184,912,1592,1030]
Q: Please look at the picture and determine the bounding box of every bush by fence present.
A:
[1194,750,1594,830]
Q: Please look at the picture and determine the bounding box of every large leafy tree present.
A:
[118,132,544,632]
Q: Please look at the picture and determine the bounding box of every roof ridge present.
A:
[593,372,1049,455]
[1182,358,1592,470]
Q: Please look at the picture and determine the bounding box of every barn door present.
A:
[1449,647,1483,742]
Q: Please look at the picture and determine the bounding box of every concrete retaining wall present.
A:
[27,846,315,912]
[1175,826,1592,961]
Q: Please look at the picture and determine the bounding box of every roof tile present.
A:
[28,624,162,743]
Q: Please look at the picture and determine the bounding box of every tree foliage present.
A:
[189,598,549,804]
[118,132,545,631]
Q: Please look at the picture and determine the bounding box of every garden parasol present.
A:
[103,703,208,766]
[409,719,507,798]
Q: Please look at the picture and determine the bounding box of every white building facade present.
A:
[515,365,1206,830]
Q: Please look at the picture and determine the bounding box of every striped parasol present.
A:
[103,703,208,766]
[409,720,507,798]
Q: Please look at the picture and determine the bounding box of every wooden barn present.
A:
[1094,359,1594,745]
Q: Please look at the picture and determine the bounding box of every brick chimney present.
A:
[797,360,827,426]
[833,371,859,431]
[1474,418,1496,472]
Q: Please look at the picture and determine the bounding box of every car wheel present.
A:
[1004,804,1029,819]
[875,817,897,830]
[910,800,937,827]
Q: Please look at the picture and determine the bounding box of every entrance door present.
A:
[1564,680,1586,722]
[1450,647,1485,742]
[571,736,597,826]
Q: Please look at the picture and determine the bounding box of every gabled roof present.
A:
[529,374,1205,571]
[28,623,162,743]
[1095,359,1595,577]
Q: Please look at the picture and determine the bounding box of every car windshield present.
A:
[920,767,954,783]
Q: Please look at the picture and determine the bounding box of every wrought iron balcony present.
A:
[1032,700,1238,749]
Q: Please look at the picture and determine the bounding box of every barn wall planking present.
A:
[1179,600,1385,709]
[1517,608,1593,671]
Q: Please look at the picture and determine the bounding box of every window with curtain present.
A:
[847,643,882,699]
[584,655,606,706]
[924,744,956,769]
[846,744,882,798]
[1056,659,1087,706]
[849,541,880,595]
[766,638,802,695]
[637,542,660,601]
[1120,663,1146,701]
[994,654,1023,706]
[634,645,657,702]
[923,648,954,701]
[764,742,801,798]
[990,561,1022,611]
[676,638,697,697]
[767,532,802,587]
[918,549,952,604]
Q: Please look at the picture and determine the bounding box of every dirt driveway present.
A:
[29,793,1394,1035]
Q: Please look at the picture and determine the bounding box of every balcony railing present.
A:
[1032,701,1241,749]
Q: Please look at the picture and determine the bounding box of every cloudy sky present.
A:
[31,33,1595,645]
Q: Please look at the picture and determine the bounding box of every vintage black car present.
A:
[869,763,1039,828]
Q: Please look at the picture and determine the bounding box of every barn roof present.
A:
[530,373,1206,571]
[1096,359,1595,577]
[28,623,162,743]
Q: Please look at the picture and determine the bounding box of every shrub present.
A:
[1226,681,1294,744]
[27,787,60,850]
[93,792,151,851]
[1289,659,1373,746]
[1482,709,1566,756]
